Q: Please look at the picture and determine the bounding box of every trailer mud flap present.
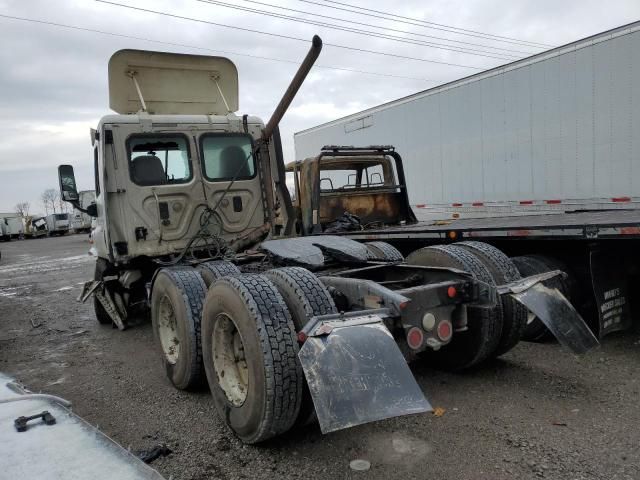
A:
[590,249,631,337]
[298,319,431,434]
[508,283,599,354]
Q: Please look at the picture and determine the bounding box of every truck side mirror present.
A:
[86,203,98,218]
[58,165,79,203]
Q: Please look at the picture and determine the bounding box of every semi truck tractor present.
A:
[59,38,597,445]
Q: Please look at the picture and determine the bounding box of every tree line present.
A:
[12,188,72,219]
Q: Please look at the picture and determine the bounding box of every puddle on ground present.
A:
[361,431,433,468]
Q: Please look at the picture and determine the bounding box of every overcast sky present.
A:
[0,0,639,214]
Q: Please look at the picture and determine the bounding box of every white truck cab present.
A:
[70,49,292,265]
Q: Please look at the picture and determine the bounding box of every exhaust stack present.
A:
[262,35,323,140]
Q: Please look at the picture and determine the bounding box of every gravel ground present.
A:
[1,235,639,480]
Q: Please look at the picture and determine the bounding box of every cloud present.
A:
[0,0,639,210]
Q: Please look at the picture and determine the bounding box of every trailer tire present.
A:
[406,245,503,370]
[265,267,337,427]
[202,274,303,443]
[457,241,528,357]
[94,258,114,325]
[196,260,241,287]
[151,268,208,390]
[511,255,575,342]
[365,241,404,262]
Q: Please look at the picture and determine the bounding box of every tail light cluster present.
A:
[407,311,454,350]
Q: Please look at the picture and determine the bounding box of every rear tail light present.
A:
[437,320,453,342]
[407,327,424,350]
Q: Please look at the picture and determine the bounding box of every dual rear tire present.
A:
[406,244,504,370]
[201,274,303,443]
[151,263,332,443]
[406,241,527,370]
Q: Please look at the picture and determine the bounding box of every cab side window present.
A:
[200,134,256,181]
[127,135,192,186]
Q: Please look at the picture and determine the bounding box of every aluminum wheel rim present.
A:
[212,313,248,407]
[158,295,180,364]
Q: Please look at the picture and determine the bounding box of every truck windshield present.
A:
[127,135,191,186]
[320,160,396,192]
[55,214,68,220]
[200,134,256,181]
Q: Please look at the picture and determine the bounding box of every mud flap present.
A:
[507,283,599,354]
[79,280,126,330]
[298,315,432,434]
[590,249,631,337]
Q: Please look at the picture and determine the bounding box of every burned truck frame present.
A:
[286,146,416,235]
[59,37,597,445]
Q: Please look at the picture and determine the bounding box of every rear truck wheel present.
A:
[94,258,115,325]
[457,241,528,357]
[151,268,208,390]
[196,260,241,288]
[201,274,303,444]
[406,245,503,370]
[265,267,337,427]
[365,241,404,262]
[511,255,575,342]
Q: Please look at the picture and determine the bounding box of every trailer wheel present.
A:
[511,255,575,342]
[151,268,208,390]
[457,241,528,357]
[365,241,404,262]
[202,274,303,443]
[265,267,337,426]
[196,260,240,287]
[94,258,114,325]
[406,245,503,370]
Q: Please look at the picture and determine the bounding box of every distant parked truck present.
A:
[46,213,70,236]
[24,215,48,238]
[0,214,24,239]
[72,190,96,233]
[0,219,9,242]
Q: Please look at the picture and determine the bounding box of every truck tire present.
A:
[94,258,114,325]
[151,268,208,390]
[529,255,578,302]
[406,245,503,370]
[265,267,337,426]
[457,241,528,357]
[201,274,303,443]
[365,241,404,262]
[196,260,240,287]
[511,255,574,342]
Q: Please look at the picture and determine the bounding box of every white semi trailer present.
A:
[72,190,96,233]
[294,22,640,341]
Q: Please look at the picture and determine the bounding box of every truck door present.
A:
[197,133,267,237]
[109,129,206,256]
